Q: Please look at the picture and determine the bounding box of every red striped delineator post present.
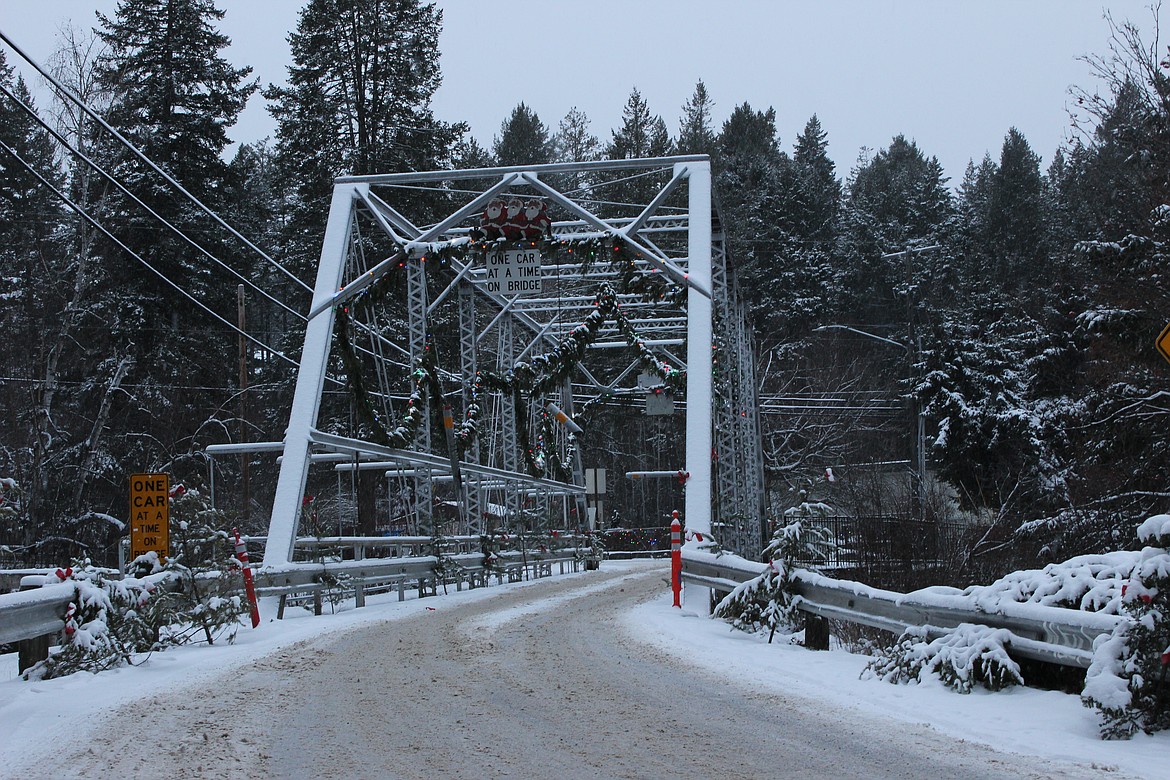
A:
[671,511,682,608]
[234,528,261,628]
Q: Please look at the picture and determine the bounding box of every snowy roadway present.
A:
[1,561,1162,778]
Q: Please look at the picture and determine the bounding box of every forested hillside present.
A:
[1,0,1167,575]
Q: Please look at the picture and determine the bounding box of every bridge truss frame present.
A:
[255,156,765,569]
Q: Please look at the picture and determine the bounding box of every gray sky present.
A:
[2,1,1163,183]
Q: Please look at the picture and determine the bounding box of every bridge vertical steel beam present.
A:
[562,378,587,530]
[458,281,483,534]
[263,184,364,569]
[739,291,768,550]
[710,230,742,552]
[406,255,433,532]
[497,312,521,528]
[680,161,713,542]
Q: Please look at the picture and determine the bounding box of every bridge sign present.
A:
[129,473,170,561]
[1158,322,1170,366]
[484,248,542,296]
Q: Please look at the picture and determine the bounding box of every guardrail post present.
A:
[353,542,366,608]
[804,611,831,650]
[17,581,54,674]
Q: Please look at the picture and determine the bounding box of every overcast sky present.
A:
[2,1,1164,184]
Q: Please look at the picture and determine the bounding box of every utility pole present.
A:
[813,322,928,521]
[881,245,938,522]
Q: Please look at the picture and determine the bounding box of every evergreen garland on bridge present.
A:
[333,238,688,480]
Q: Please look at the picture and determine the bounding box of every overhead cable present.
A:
[0,25,312,294]
[0,81,307,323]
[0,137,302,371]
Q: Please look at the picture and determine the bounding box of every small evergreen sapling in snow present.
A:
[481,531,507,579]
[714,518,831,641]
[1082,514,1170,738]
[428,520,463,594]
[158,486,248,645]
[24,562,166,679]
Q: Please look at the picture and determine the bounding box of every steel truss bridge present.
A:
[213,157,765,568]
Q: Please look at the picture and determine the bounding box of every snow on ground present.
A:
[627,567,1167,780]
[1,559,1166,778]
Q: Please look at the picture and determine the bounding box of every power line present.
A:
[0,25,313,294]
[0,137,303,372]
[0,81,308,324]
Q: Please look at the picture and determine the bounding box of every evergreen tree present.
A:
[839,135,952,323]
[554,106,600,164]
[607,88,672,160]
[790,114,841,248]
[492,102,553,166]
[453,135,494,169]
[602,88,672,210]
[676,80,717,156]
[266,0,463,277]
[553,106,600,192]
[984,128,1047,288]
[80,0,257,535]
[0,53,68,555]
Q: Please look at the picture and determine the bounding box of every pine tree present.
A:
[267,0,462,269]
[554,107,600,164]
[492,102,553,166]
[0,54,67,557]
[602,88,673,211]
[676,80,717,156]
[75,0,259,544]
[791,114,841,247]
[552,106,600,192]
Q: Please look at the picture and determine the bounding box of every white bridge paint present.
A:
[261,158,714,570]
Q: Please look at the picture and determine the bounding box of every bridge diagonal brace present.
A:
[308,173,521,319]
[519,172,712,299]
[622,165,690,237]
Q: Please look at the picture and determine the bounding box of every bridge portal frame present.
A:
[260,157,719,569]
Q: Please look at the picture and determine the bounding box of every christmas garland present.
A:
[334,236,688,480]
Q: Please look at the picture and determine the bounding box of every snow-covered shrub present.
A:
[862,627,932,685]
[863,623,1024,694]
[965,550,1139,615]
[24,562,167,680]
[715,520,831,642]
[482,531,509,577]
[714,566,776,635]
[154,486,248,645]
[1081,514,1170,738]
[428,522,464,594]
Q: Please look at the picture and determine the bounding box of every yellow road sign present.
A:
[129,473,170,561]
[1158,323,1170,365]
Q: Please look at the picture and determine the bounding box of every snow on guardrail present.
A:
[680,548,1125,668]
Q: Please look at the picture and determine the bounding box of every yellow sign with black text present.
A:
[129,473,170,561]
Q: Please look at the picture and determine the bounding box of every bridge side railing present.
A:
[1,536,586,668]
[680,548,1123,669]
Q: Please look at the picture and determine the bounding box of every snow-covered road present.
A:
[20,563,1120,779]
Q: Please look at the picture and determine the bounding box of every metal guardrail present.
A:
[1,541,584,654]
[681,549,1124,669]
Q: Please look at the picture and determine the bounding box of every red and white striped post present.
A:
[670,510,682,608]
[233,528,261,628]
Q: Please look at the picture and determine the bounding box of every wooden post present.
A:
[804,611,831,650]
[17,583,54,674]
